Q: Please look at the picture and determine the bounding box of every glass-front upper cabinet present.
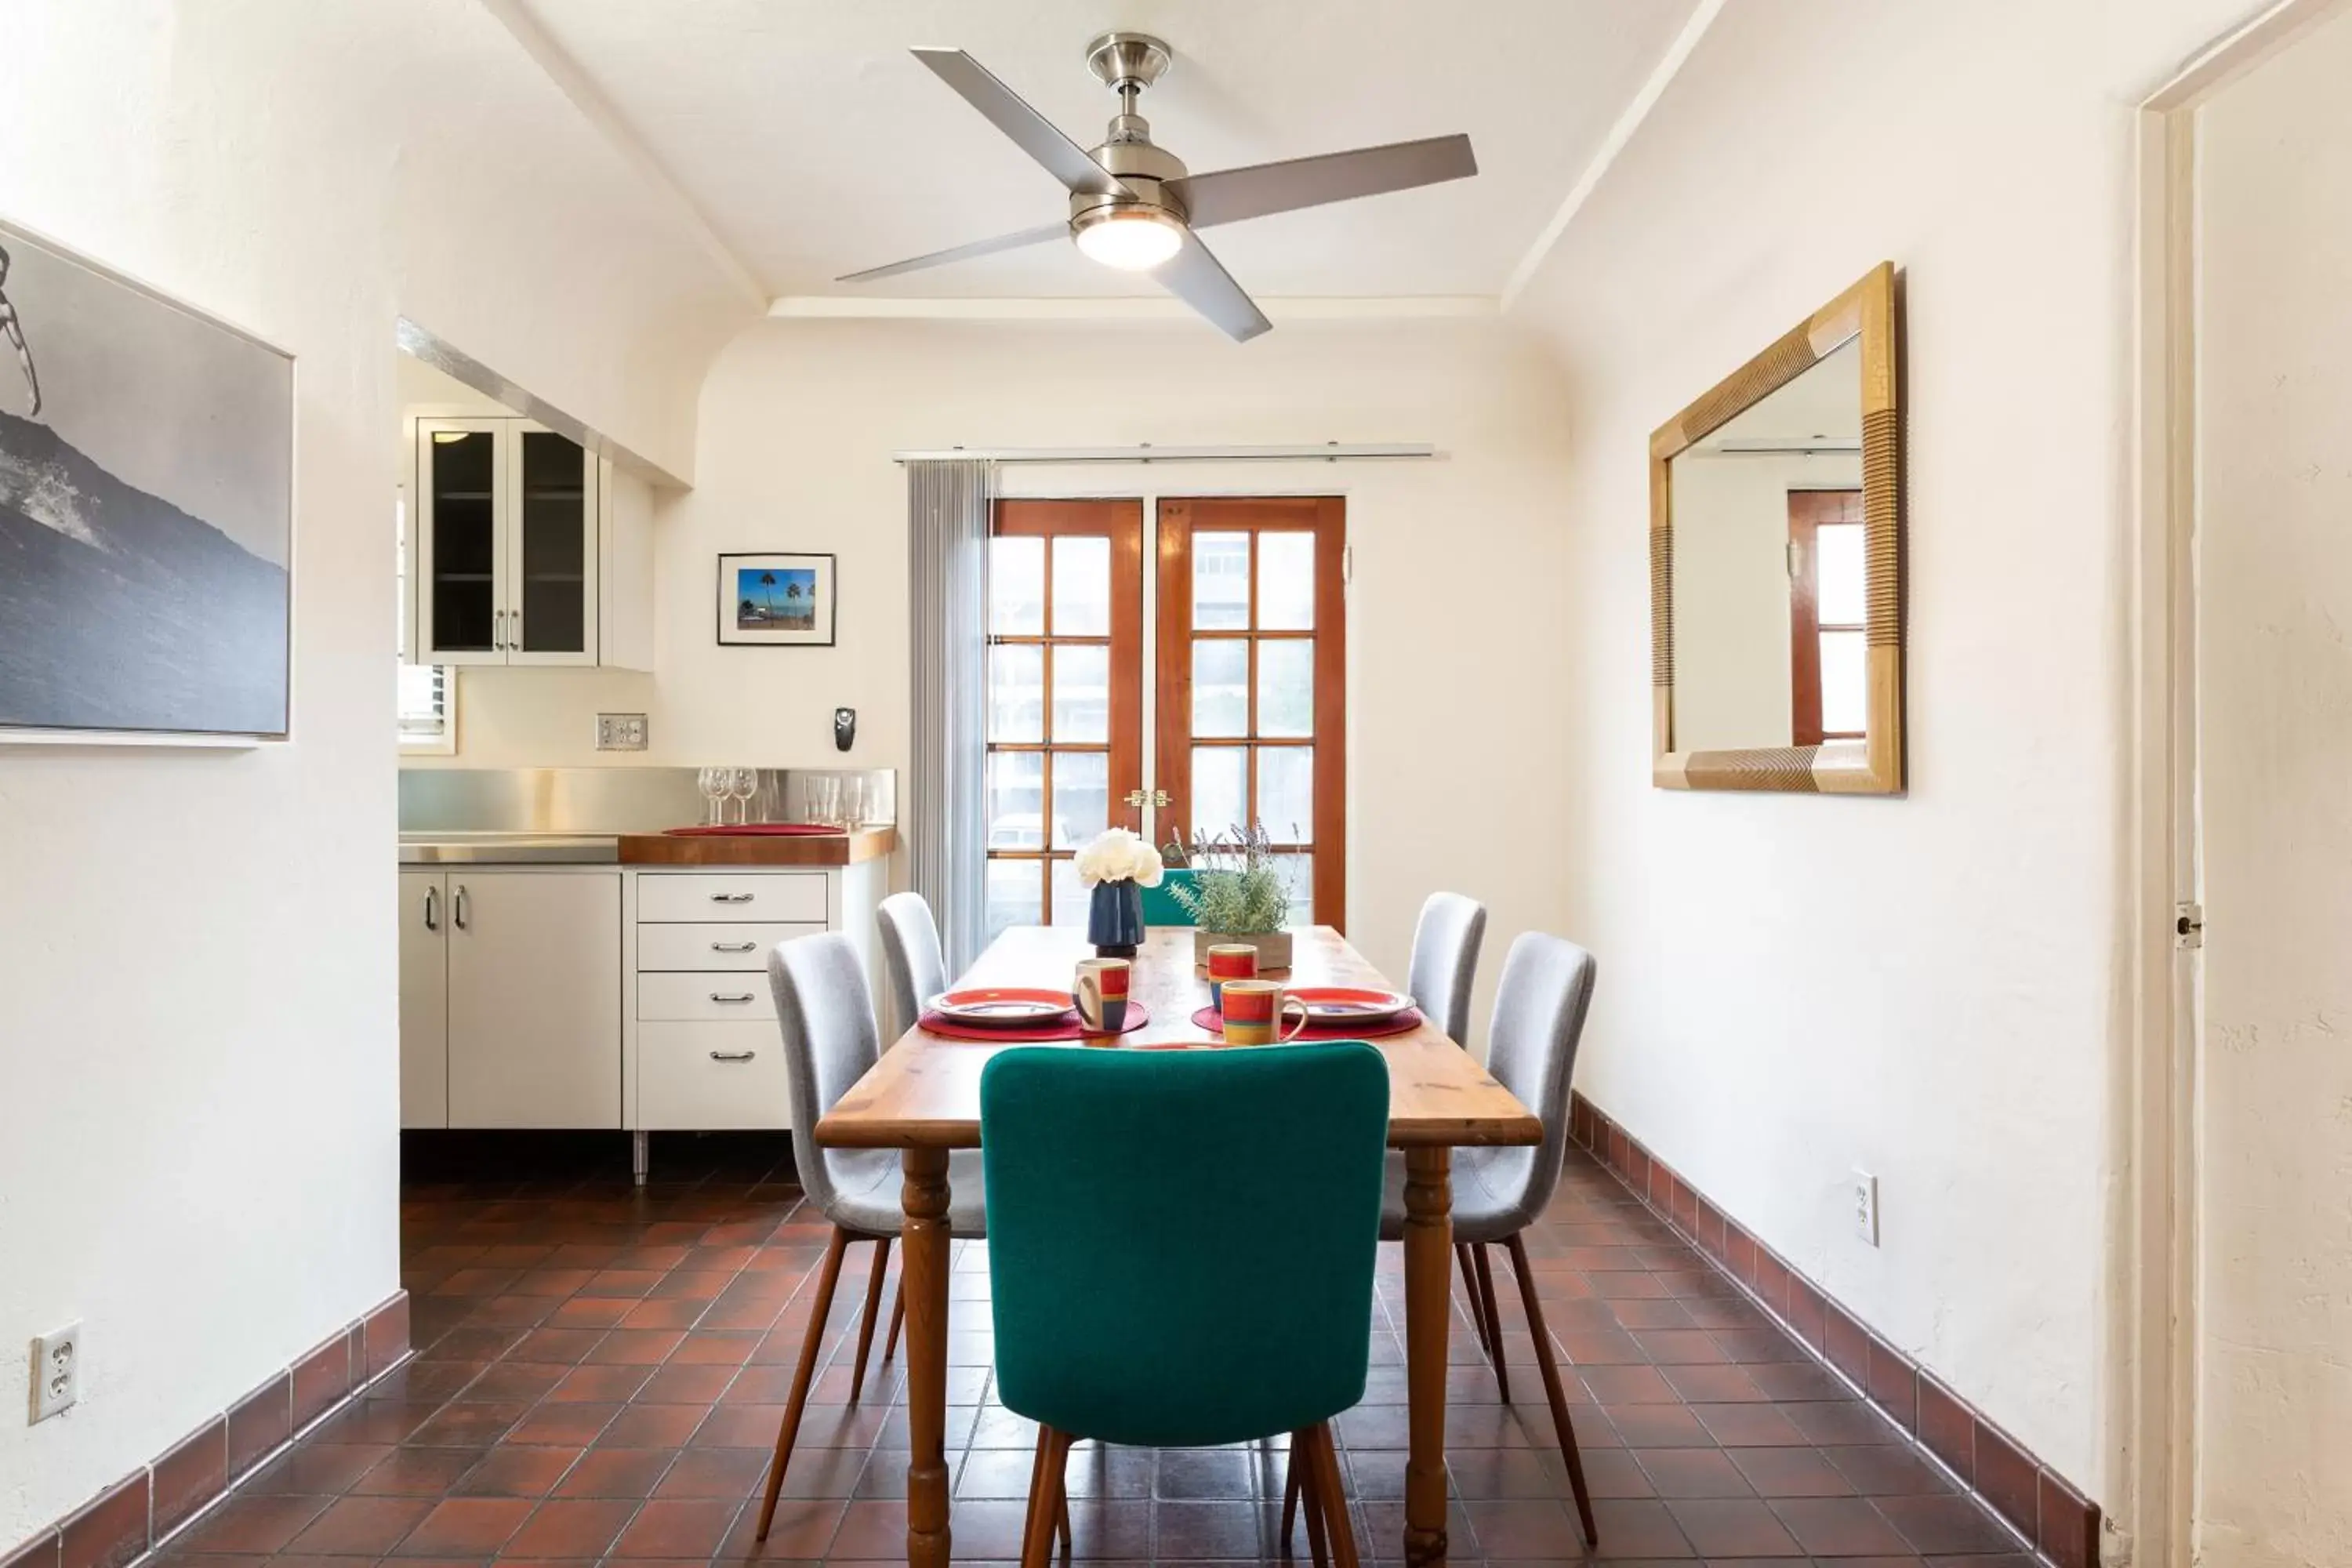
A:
[416,419,598,666]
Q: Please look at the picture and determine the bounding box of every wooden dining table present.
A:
[815,924,1541,1568]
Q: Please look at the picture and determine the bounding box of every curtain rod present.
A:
[891,441,1437,465]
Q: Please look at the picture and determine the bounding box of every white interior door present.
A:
[447,871,622,1128]
[2190,16,2352,1564]
[397,869,448,1130]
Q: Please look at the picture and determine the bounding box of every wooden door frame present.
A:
[1153,495,1348,929]
[2125,7,2350,1563]
[985,499,1146,925]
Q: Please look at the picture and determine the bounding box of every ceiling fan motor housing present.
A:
[1072,33,1188,234]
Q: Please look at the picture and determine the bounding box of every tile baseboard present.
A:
[1569,1092,2101,1568]
[3,1292,411,1568]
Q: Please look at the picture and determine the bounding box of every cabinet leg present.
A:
[632,1130,649,1186]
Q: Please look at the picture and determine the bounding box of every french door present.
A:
[982,495,1346,942]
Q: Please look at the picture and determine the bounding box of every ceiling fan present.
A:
[840,31,1479,342]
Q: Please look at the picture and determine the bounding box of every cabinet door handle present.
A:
[509,609,521,649]
[709,1050,757,1063]
[423,886,441,933]
[711,940,759,953]
[709,892,756,904]
[709,992,757,1004]
[452,884,470,931]
[492,608,505,651]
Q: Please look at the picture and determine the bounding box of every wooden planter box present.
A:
[1192,928,1294,974]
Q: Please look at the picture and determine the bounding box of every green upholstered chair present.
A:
[1138,866,1199,926]
[979,1041,1389,1568]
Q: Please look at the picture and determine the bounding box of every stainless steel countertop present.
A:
[398,832,621,865]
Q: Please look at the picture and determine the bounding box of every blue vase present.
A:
[1088,880,1144,958]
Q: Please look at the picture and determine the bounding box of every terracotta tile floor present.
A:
[154,1134,2034,1566]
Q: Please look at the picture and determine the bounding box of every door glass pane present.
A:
[1258,746,1315,841]
[991,535,1044,634]
[1051,644,1109,743]
[989,644,1043,742]
[1051,751,1108,850]
[1257,639,1314,738]
[1192,639,1248,737]
[1050,858,1088,926]
[1191,746,1247,839]
[1270,853,1314,920]
[427,430,496,652]
[1820,630,1868,735]
[985,859,1043,944]
[1051,535,1110,637]
[986,750,1047,851]
[1817,521,1867,626]
[517,430,586,653]
[1192,532,1251,630]
[1258,532,1316,630]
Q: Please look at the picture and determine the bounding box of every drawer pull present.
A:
[710,892,757,903]
[710,991,757,1004]
[711,940,759,953]
[710,1049,757,1063]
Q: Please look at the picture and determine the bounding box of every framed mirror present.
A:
[1650,263,1903,793]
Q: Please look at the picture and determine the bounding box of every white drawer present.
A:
[637,921,822,972]
[638,1022,789,1131]
[637,872,829,924]
[638,971,778,1022]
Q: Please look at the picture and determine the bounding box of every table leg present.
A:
[1403,1145,1453,1566]
[902,1149,952,1568]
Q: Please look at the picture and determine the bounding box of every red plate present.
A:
[1287,986,1414,1023]
[924,987,1076,1026]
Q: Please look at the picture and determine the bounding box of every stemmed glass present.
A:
[731,768,761,826]
[695,768,727,827]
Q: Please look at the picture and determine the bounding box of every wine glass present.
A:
[731,768,760,826]
[695,768,726,826]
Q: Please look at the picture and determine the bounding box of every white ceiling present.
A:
[513,0,1701,300]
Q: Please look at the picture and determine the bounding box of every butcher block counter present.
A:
[615,826,897,866]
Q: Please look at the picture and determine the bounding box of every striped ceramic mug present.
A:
[1205,943,1258,1007]
[1217,978,1308,1046]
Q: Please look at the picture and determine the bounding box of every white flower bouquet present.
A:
[1074,827,1165,887]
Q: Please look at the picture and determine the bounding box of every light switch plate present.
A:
[596,713,648,752]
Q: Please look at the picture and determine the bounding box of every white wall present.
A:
[430,315,1578,1020]
[0,0,748,1541]
[2193,12,2352,1563]
[1512,0,2269,1496]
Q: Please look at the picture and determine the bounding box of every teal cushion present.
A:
[1139,868,1198,927]
[979,1042,1388,1447]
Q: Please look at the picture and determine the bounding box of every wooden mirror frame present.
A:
[1650,262,1904,794]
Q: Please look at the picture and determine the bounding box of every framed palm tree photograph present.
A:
[717,551,836,647]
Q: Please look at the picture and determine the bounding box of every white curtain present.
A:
[906,459,993,972]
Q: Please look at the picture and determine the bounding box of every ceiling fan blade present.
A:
[837,222,1069,283]
[911,48,1131,200]
[1156,228,1271,343]
[1167,133,1477,229]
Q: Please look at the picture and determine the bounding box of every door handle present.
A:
[709,892,756,904]
[452,884,470,931]
[1123,788,1172,808]
[492,608,505,651]
[709,1050,757,1063]
[711,941,759,953]
[423,885,441,933]
[709,992,757,1004]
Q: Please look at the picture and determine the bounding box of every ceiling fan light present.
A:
[1073,208,1183,270]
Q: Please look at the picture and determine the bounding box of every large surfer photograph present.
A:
[0,222,292,739]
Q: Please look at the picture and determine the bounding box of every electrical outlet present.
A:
[30,1322,80,1424]
[595,713,648,752]
[1853,1171,1880,1247]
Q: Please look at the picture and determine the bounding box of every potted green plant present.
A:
[1167,822,1295,971]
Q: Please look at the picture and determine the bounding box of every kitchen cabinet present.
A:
[411,418,653,670]
[397,867,622,1131]
[446,870,622,1127]
[398,869,448,1129]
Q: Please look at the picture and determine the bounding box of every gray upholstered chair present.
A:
[1285,931,1601,1553]
[1405,891,1486,1047]
[757,932,1049,1542]
[876,891,948,1043]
